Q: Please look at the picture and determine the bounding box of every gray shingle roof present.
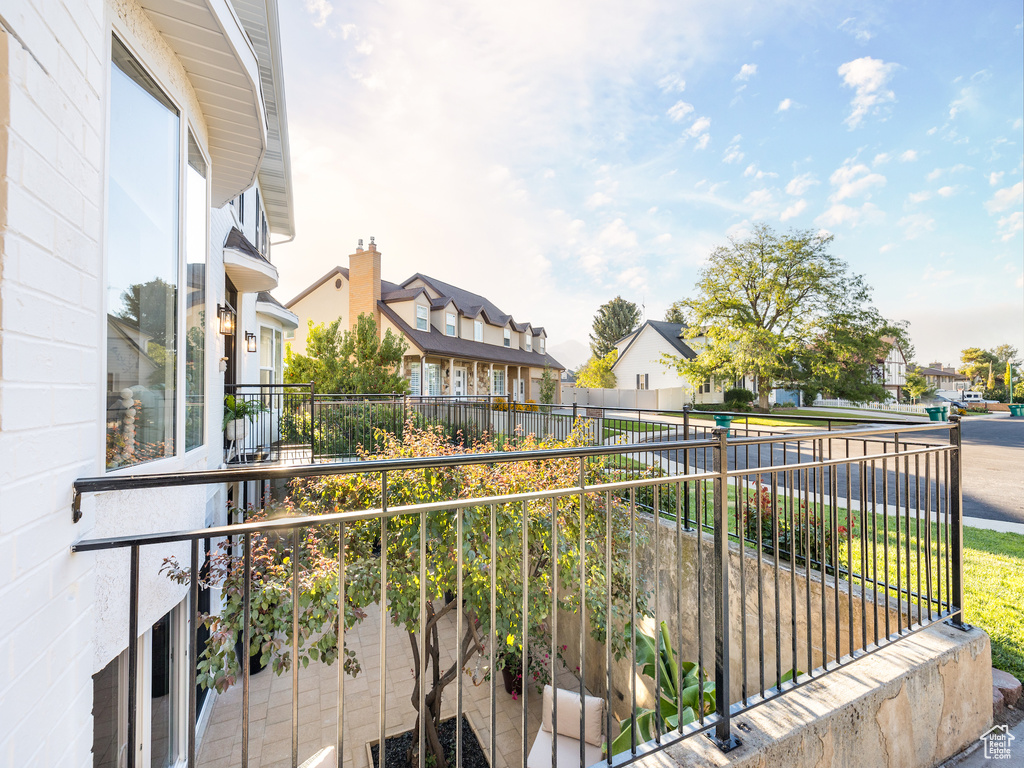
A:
[379,302,563,370]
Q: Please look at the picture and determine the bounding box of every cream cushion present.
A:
[526,725,604,768]
[540,685,604,747]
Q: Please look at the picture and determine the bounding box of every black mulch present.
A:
[370,715,490,768]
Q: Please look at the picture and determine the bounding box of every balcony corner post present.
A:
[707,427,741,753]
[945,416,971,631]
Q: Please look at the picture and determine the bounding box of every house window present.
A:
[239,191,245,224]
[105,37,180,471]
[426,363,441,396]
[637,374,649,390]
[446,312,457,336]
[492,368,506,395]
[540,338,545,354]
[260,327,282,386]
[184,132,207,452]
[503,328,511,347]
[409,362,421,394]
[416,305,428,331]
[474,320,483,342]
[526,335,532,352]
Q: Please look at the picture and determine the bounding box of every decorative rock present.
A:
[993,686,1005,718]
[993,668,1022,708]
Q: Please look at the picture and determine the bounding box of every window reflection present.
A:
[105,39,179,470]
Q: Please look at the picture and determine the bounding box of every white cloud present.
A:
[688,116,711,136]
[997,211,1022,241]
[879,243,895,253]
[305,0,334,27]
[786,172,819,196]
[839,17,873,44]
[986,181,1023,213]
[733,63,758,82]
[829,160,886,201]
[838,56,899,128]
[899,150,918,162]
[667,101,695,122]
[744,189,774,207]
[694,133,711,150]
[926,168,943,181]
[722,140,744,164]
[658,73,686,93]
[598,218,639,250]
[937,186,955,198]
[776,98,793,112]
[586,192,613,208]
[654,233,672,244]
[908,191,932,204]
[780,199,807,221]
[899,213,936,239]
[815,202,882,228]
[873,153,890,165]
[989,171,1005,186]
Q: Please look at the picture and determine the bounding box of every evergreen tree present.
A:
[589,296,640,358]
[664,301,688,325]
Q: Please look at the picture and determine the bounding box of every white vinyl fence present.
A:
[812,397,929,415]
[561,386,687,411]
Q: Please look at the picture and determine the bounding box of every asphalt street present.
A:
[636,415,1024,526]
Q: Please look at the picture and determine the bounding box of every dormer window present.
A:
[474,320,483,342]
[503,328,511,347]
[540,338,545,354]
[446,312,457,336]
[416,304,428,331]
[526,335,532,352]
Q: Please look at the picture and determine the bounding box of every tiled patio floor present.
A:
[197,603,586,768]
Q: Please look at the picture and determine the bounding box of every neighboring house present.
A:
[912,363,970,392]
[285,240,564,402]
[0,1,295,765]
[612,321,758,404]
[879,336,908,401]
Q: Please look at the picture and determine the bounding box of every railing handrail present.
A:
[71,419,953,523]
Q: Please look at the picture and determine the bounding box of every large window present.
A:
[416,304,428,331]
[525,334,532,352]
[446,312,457,337]
[184,132,207,451]
[474,320,483,342]
[426,363,441,396]
[105,38,180,470]
[492,368,506,395]
[409,362,421,395]
[260,327,283,386]
[503,328,511,347]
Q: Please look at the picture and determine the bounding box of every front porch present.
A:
[403,356,546,402]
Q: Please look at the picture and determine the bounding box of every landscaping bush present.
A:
[724,387,756,411]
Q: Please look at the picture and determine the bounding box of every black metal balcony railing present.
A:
[71,418,966,768]
[223,388,921,467]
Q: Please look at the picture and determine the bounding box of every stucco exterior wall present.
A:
[286,274,348,356]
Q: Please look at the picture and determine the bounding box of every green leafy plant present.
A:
[723,387,755,411]
[611,621,715,754]
[223,394,268,429]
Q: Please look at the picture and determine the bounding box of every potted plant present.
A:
[223,394,268,441]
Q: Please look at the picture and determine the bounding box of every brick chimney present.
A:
[349,237,381,330]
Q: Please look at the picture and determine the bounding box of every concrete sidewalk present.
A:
[942,718,1023,766]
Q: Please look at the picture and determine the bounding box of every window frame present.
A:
[104,31,199,475]
[445,312,457,337]
[525,334,532,352]
[416,304,429,332]
[474,320,483,342]
[503,328,511,348]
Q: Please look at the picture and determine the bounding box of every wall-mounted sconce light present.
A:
[245,332,257,353]
[217,304,236,336]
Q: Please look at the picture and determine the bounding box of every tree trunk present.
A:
[757,375,770,411]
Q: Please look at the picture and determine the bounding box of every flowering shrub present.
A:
[742,485,848,570]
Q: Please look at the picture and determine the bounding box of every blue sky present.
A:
[274,0,1024,370]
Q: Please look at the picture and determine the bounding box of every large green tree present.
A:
[590,296,640,358]
[284,313,409,394]
[664,224,895,410]
[958,348,998,385]
[664,301,688,325]
[575,350,618,388]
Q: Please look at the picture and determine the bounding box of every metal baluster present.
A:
[419,507,427,768]
[243,533,252,768]
[606,490,614,763]
[521,499,530,768]
[292,526,300,768]
[550,496,559,768]
[630,487,637,755]
[947,418,969,630]
[490,504,497,765]
[337,523,346,768]
[578,458,588,763]
[188,539,198,768]
[379,472,388,767]
[457,505,464,767]
[127,545,139,768]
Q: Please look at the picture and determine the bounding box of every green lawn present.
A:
[682,410,834,428]
[602,419,672,440]
[629,477,1024,681]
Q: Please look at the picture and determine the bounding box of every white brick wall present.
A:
[0,1,247,765]
[0,1,106,765]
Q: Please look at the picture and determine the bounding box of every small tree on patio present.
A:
[289,424,652,768]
